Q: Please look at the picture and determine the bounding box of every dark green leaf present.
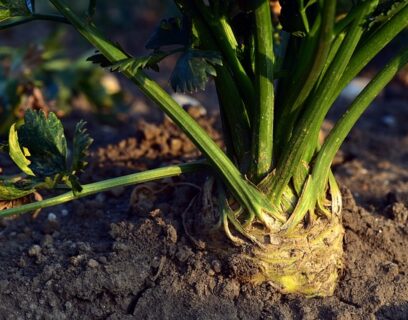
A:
[0,0,31,22]
[71,120,93,174]
[110,52,169,73]
[17,110,68,177]
[145,16,191,49]
[170,49,223,92]
[87,52,111,67]
[88,51,170,74]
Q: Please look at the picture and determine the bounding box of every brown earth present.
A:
[0,93,408,319]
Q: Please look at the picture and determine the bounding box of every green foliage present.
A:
[88,51,169,73]
[17,110,67,177]
[0,110,92,200]
[170,49,223,92]
[0,0,31,22]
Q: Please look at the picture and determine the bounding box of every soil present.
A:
[1,92,407,320]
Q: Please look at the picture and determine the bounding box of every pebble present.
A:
[47,213,57,222]
[211,260,222,273]
[382,115,396,127]
[28,245,41,257]
[87,259,99,268]
[61,209,69,217]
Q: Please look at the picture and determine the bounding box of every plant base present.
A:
[245,215,344,297]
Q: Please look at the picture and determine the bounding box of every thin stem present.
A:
[0,161,207,218]
[49,0,285,224]
[333,3,408,103]
[0,14,69,30]
[250,0,274,181]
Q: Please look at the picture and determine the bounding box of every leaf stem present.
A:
[250,0,275,181]
[0,14,69,30]
[0,161,207,218]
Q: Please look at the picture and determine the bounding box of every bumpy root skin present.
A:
[244,214,344,297]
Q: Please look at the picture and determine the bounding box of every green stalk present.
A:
[192,14,251,165]
[0,161,206,218]
[284,48,408,231]
[49,0,285,224]
[312,48,408,199]
[192,0,256,115]
[250,0,275,181]
[269,1,377,204]
[275,0,335,152]
[333,3,408,102]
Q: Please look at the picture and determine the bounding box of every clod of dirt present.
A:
[386,202,408,224]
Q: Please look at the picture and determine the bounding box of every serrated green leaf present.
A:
[88,51,169,74]
[17,110,68,177]
[145,16,191,49]
[170,49,223,92]
[71,120,93,174]
[8,123,35,176]
[0,0,31,22]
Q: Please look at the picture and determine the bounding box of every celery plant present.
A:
[1,0,407,297]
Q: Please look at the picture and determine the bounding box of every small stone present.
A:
[61,209,69,217]
[87,259,99,268]
[382,115,396,127]
[211,260,222,273]
[47,213,57,222]
[98,256,108,264]
[28,245,41,257]
[70,254,85,267]
[95,193,106,203]
[165,225,178,244]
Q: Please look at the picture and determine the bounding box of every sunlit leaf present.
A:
[8,123,35,176]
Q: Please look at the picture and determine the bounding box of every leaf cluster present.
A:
[88,15,223,93]
[0,110,92,200]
